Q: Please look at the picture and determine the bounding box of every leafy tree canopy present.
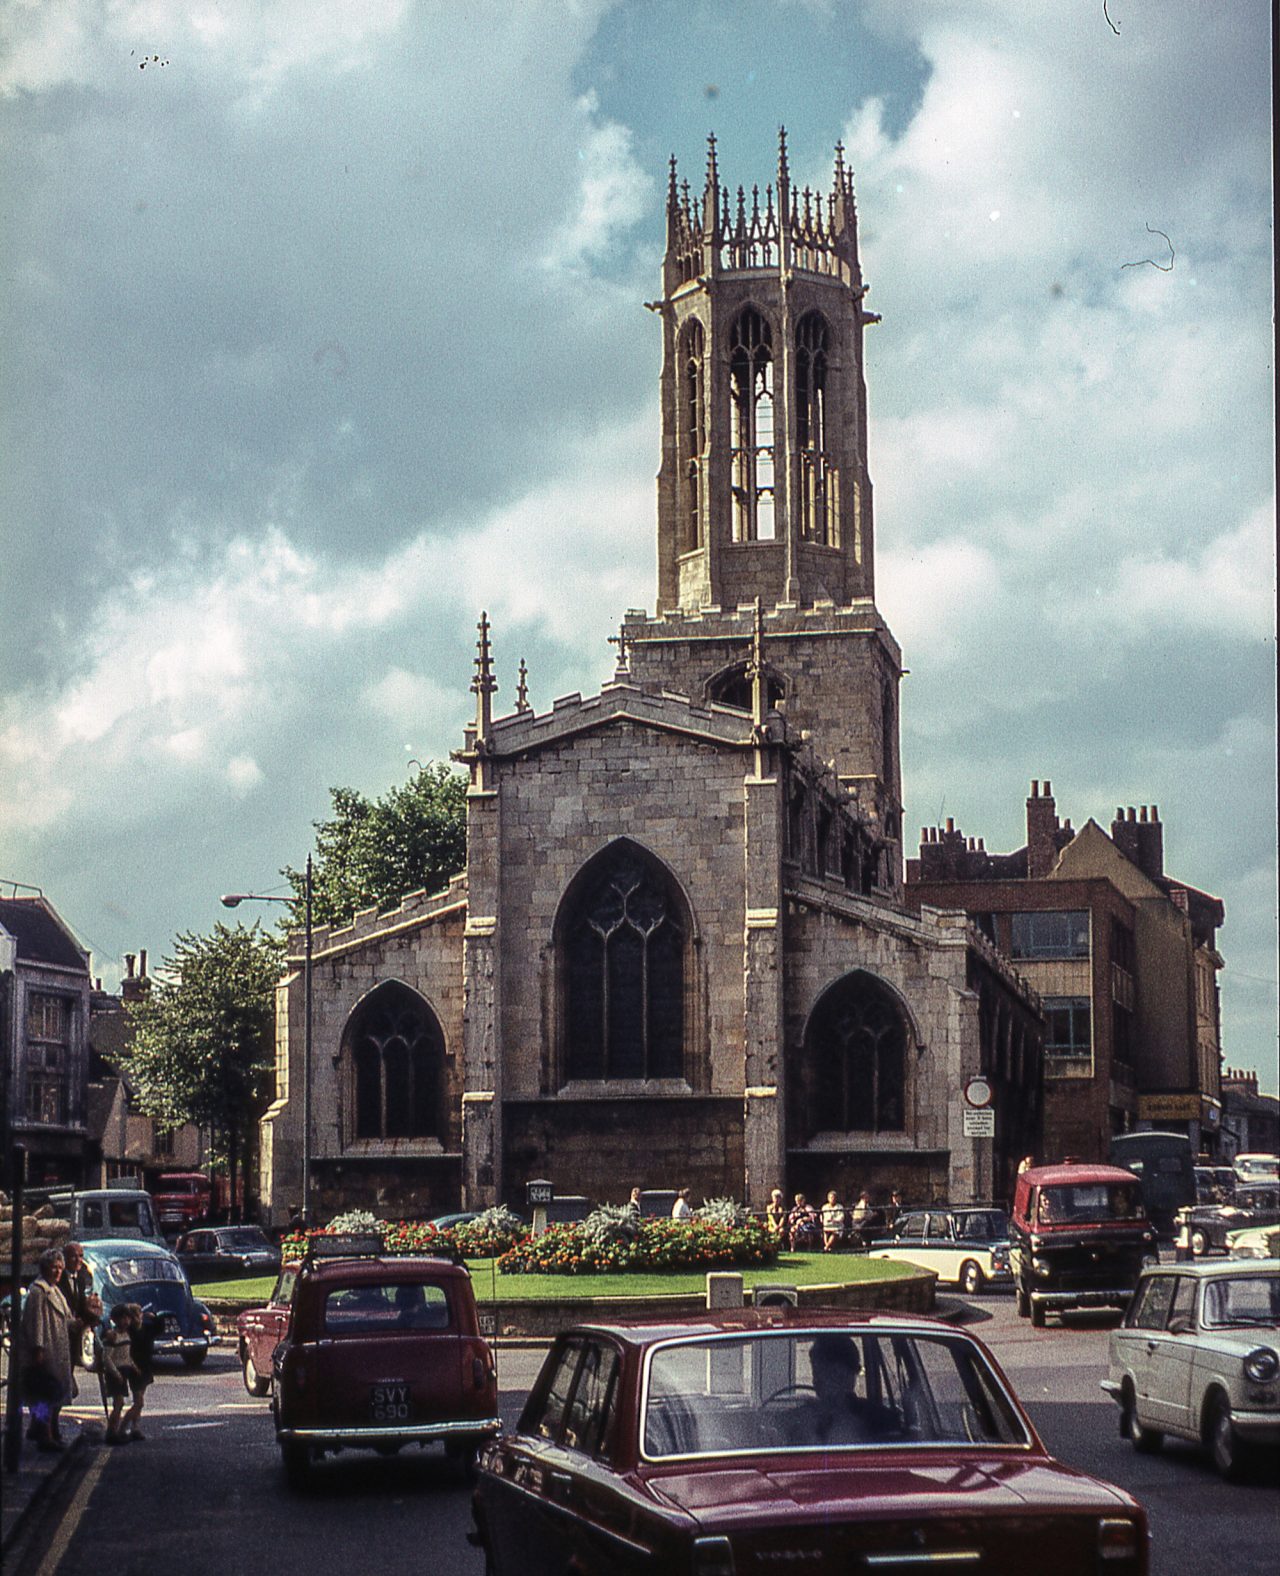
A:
[285,761,467,928]
[120,923,282,1139]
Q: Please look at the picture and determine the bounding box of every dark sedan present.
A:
[1176,1185,1280,1258]
[176,1226,282,1281]
[471,1310,1149,1574]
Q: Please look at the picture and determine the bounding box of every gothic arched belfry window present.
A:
[730,308,775,541]
[681,318,705,552]
[344,982,443,1141]
[560,842,687,1082]
[796,311,838,545]
[805,972,907,1134]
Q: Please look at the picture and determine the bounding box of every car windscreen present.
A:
[220,1229,270,1249]
[641,1331,1028,1459]
[1036,1183,1143,1224]
[1201,1275,1280,1329]
[322,1282,451,1335]
[100,1256,185,1288]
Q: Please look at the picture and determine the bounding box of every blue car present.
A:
[81,1237,219,1369]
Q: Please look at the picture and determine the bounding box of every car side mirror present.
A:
[1169,1317,1195,1336]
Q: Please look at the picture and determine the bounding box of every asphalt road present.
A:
[15,1298,1278,1576]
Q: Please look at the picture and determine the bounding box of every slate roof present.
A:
[0,896,89,972]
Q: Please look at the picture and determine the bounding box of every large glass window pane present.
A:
[1010,910,1090,959]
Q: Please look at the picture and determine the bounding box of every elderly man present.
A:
[61,1240,103,1367]
[20,1248,75,1451]
[787,1333,896,1447]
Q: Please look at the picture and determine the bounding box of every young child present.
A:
[102,1304,140,1445]
[120,1303,156,1443]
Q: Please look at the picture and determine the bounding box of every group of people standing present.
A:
[766,1188,903,1252]
[18,1242,155,1451]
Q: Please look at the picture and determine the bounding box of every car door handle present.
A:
[1146,1340,1158,1352]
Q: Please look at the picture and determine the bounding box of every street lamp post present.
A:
[222,854,313,1224]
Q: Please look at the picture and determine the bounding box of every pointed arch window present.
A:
[560,843,687,1082]
[706,659,785,713]
[681,319,706,552]
[797,312,838,545]
[805,973,907,1134]
[730,308,775,541]
[344,983,444,1141]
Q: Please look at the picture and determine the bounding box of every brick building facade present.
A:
[907,783,1226,1164]
[259,137,1044,1224]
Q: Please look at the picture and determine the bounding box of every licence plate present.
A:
[158,1315,176,1334]
[370,1383,410,1421]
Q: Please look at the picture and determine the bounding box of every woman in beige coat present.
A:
[20,1248,75,1450]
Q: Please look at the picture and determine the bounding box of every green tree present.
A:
[120,923,282,1218]
[286,761,467,927]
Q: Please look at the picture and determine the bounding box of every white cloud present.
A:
[542,96,654,270]
[225,754,264,795]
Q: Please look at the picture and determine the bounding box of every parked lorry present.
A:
[153,1171,213,1234]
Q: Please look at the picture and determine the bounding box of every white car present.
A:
[1227,1223,1280,1260]
[867,1207,1012,1295]
[1102,1261,1280,1480]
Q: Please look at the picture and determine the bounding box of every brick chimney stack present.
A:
[1026,779,1062,878]
[1111,803,1164,881]
[121,948,152,1005]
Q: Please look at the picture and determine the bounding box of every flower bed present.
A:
[280,1211,525,1263]
[498,1215,779,1276]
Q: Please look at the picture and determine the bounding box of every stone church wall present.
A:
[492,720,751,1099]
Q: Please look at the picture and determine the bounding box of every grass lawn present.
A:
[194,1252,915,1307]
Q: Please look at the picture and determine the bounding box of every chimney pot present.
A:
[1031,780,1039,797]
[1151,804,1159,821]
[140,949,148,976]
[978,838,985,851]
[1139,806,1147,823]
[125,954,136,978]
[1044,780,1051,796]
[1128,806,1136,821]
[946,817,955,834]
[1116,807,1124,821]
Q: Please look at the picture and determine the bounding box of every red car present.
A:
[471,1309,1148,1575]
[236,1259,299,1396]
[268,1235,499,1485]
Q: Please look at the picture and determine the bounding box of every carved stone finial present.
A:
[705,131,719,189]
[516,657,529,712]
[471,610,497,734]
[609,619,631,679]
[777,124,790,184]
[667,153,679,208]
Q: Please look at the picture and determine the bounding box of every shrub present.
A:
[454,1206,526,1259]
[326,1208,384,1235]
[695,1196,747,1227]
[499,1213,777,1276]
[581,1204,642,1250]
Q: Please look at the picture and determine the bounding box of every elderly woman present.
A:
[20,1247,75,1451]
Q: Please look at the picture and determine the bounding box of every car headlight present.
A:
[1244,1347,1280,1383]
[1032,1257,1051,1276]
[1098,1516,1142,1563]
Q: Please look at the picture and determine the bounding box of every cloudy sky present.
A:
[2,1,1274,1090]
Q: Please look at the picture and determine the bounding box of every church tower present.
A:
[626,132,904,883]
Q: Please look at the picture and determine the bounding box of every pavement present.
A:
[2,1409,100,1563]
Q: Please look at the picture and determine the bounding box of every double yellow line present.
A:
[33,1449,110,1576]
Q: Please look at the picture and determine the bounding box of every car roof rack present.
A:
[301,1232,470,1269]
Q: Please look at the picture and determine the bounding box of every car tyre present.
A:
[959,1260,984,1297]
[1189,1228,1208,1258]
[1030,1299,1046,1328]
[1015,1285,1030,1318]
[181,1348,208,1370]
[446,1437,480,1484]
[1123,1387,1163,1454]
[1207,1393,1247,1482]
[242,1348,271,1398]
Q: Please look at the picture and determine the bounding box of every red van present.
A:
[1010,1162,1157,1327]
[153,1172,212,1233]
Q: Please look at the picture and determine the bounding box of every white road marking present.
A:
[36,1447,109,1576]
[168,1420,227,1430]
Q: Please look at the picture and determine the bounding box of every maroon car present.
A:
[236,1259,299,1396]
[268,1235,499,1485]
[471,1309,1148,1574]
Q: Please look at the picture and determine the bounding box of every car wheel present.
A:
[281,1440,311,1489]
[1030,1299,1046,1328]
[181,1348,208,1370]
[242,1349,271,1398]
[959,1260,984,1297]
[1207,1393,1247,1481]
[1124,1387,1163,1454]
[446,1437,480,1484]
[1015,1285,1030,1318]
[1190,1228,1208,1258]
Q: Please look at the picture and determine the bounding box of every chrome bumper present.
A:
[277,1416,501,1446]
[1232,1409,1280,1442]
[1031,1288,1132,1309]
